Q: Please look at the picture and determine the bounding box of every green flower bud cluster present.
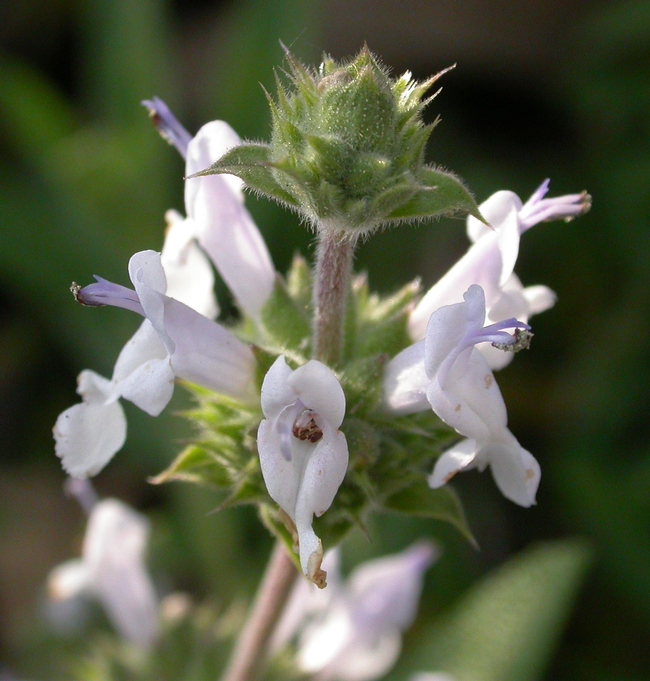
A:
[193,46,482,233]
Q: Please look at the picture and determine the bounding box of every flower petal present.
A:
[162,294,256,403]
[293,430,348,577]
[117,357,175,417]
[382,341,430,415]
[261,356,297,419]
[185,122,275,321]
[486,438,540,507]
[161,210,219,319]
[468,190,523,241]
[48,559,90,600]
[54,400,127,478]
[428,439,478,488]
[289,360,346,429]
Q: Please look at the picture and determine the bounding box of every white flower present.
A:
[292,542,437,681]
[55,250,256,478]
[184,121,275,322]
[409,180,590,369]
[143,97,276,322]
[47,498,159,648]
[385,285,540,507]
[257,356,348,585]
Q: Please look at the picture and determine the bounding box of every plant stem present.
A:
[312,226,355,365]
[221,227,354,681]
[220,541,298,681]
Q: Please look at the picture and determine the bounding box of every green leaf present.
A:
[191,143,299,208]
[383,477,476,546]
[259,276,311,353]
[404,539,592,681]
[150,445,232,487]
[387,166,484,223]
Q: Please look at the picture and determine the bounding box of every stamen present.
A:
[141,97,192,160]
[75,277,145,316]
[292,411,323,443]
[460,318,531,353]
[519,180,591,231]
[492,327,534,352]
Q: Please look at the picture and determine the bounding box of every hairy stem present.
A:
[221,542,298,681]
[312,227,355,365]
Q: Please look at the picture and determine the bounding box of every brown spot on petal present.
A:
[307,546,327,589]
[444,471,458,483]
[485,374,493,389]
[455,404,461,412]
[525,469,535,482]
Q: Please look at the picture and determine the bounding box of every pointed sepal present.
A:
[189,142,300,208]
[388,166,485,223]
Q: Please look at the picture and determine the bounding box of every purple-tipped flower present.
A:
[55,247,255,479]
[385,285,540,506]
[257,356,348,586]
[409,180,590,370]
[143,97,275,322]
[142,97,192,159]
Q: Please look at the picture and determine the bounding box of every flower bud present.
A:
[192,46,483,234]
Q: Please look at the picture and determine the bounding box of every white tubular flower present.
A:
[408,180,590,369]
[47,498,159,648]
[296,542,437,681]
[142,98,275,322]
[257,356,348,585]
[385,285,540,507]
[184,121,275,322]
[55,249,256,478]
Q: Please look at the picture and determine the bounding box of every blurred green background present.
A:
[1,0,649,679]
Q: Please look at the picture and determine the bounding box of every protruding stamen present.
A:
[492,327,534,352]
[141,97,192,160]
[460,317,531,354]
[519,179,591,230]
[74,276,145,316]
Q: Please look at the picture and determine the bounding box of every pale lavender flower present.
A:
[294,542,437,681]
[409,180,590,369]
[143,97,275,322]
[54,250,255,478]
[48,496,159,648]
[385,285,540,506]
[257,356,348,585]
